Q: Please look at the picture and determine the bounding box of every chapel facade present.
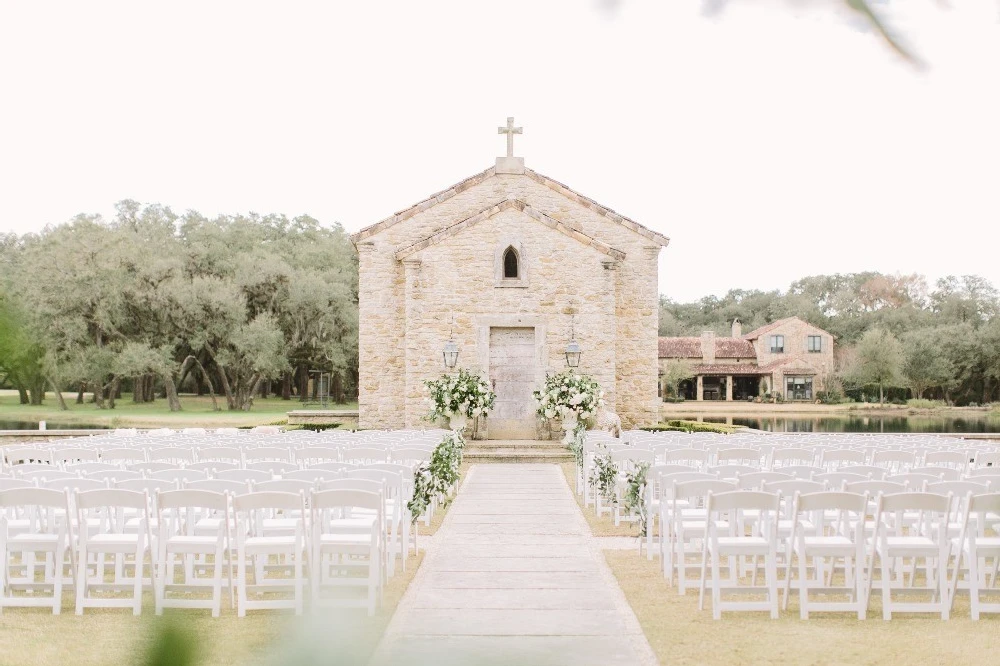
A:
[351,119,669,438]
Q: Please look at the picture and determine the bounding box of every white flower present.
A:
[545,408,555,419]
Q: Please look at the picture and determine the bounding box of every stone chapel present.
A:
[351,118,669,438]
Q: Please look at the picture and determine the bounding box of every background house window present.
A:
[807,335,822,353]
[769,335,784,353]
[502,246,519,279]
[786,376,814,400]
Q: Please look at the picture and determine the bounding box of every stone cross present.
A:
[497,116,522,157]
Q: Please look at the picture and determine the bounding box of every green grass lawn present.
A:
[0,391,357,429]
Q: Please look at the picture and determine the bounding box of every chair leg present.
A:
[698,542,708,611]
[52,548,64,616]
[768,548,778,619]
[132,547,143,616]
[75,546,87,615]
[798,549,808,619]
[970,545,981,621]
[237,549,247,617]
[212,543,224,618]
[881,551,892,621]
[712,549,722,620]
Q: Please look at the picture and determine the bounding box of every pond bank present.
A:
[663,402,994,419]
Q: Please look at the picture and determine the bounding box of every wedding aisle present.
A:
[372,464,657,666]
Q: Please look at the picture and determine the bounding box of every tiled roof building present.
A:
[658,317,835,401]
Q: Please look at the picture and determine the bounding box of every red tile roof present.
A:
[658,337,701,358]
[659,337,756,359]
[716,338,756,359]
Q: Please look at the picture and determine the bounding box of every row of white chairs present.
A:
[656,486,1000,620]
[0,480,409,617]
[2,444,436,473]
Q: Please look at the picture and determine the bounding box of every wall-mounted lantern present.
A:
[443,315,459,369]
[565,314,582,368]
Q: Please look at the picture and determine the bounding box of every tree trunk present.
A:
[242,374,264,411]
[332,371,345,404]
[281,373,291,400]
[17,386,28,405]
[183,355,220,412]
[879,382,884,405]
[76,383,85,405]
[298,365,308,401]
[217,367,236,411]
[108,377,120,409]
[49,377,68,411]
[28,382,44,406]
[163,373,182,412]
[133,376,144,403]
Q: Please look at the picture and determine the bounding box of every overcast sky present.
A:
[1,1,998,302]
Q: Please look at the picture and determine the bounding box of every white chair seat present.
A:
[245,535,297,548]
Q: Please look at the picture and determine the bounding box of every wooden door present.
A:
[488,327,537,440]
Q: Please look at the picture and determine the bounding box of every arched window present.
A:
[495,240,527,287]
[502,246,519,279]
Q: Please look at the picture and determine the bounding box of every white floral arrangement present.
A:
[533,370,605,423]
[424,368,496,421]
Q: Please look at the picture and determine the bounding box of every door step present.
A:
[464,440,573,464]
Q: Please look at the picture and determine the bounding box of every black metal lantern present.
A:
[443,315,459,369]
[442,339,459,369]
[565,314,582,368]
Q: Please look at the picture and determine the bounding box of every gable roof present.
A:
[350,165,670,248]
[394,198,626,262]
[742,316,834,341]
[659,336,757,359]
[742,317,797,341]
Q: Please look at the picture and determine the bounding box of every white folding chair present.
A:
[154,489,231,617]
[232,491,307,616]
[74,489,152,615]
[870,491,954,620]
[785,491,868,619]
[699,490,781,620]
[951,492,1000,619]
[310,488,385,616]
[0,487,73,614]
[667,478,737,592]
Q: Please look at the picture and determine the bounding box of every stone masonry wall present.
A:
[753,319,835,394]
[356,167,664,431]
[403,208,617,428]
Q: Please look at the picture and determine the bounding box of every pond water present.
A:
[717,415,1000,434]
[0,420,107,431]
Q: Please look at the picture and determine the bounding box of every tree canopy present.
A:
[0,201,358,411]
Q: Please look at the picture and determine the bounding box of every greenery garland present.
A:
[622,461,651,537]
[567,426,586,468]
[407,431,465,523]
[588,452,619,506]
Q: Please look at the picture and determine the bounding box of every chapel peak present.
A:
[496,115,525,175]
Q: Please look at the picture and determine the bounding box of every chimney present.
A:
[732,318,742,338]
[701,331,716,364]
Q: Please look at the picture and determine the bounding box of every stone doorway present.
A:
[488,327,538,439]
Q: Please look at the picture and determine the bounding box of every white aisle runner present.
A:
[372,464,658,666]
